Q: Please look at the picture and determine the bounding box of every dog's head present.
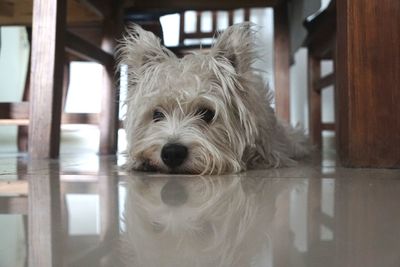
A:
[117,23,273,174]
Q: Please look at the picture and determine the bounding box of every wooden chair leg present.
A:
[308,54,322,147]
[99,65,119,155]
[17,28,31,152]
[62,59,70,111]
[98,3,122,155]
[18,68,30,152]
[273,1,291,122]
[28,0,67,159]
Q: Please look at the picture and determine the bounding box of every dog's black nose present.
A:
[161,179,188,206]
[161,143,188,168]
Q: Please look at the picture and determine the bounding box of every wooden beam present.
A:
[62,113,99,125]
[0,102,29,119]
[321,123,335,131]
[0,180,28,195]
[0,0,102,26]
[98,0,122,155]
[0,0,14,16]
[336,0,400,167]
[127,0,281,10]
[0,196,28,214]
[308,55,322,147]
[28,0,67,159]
[0,119,29,125]
[65,31,114,67]
[315,73,335,92]
[273,1,290,122]
[181,31,216,39]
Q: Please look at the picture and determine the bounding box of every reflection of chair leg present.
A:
[307,178,322,261]
[272,190,291,267]
[23,214,29,267]
[66,158,120,267]
[28,162,63,267]
[98,157,120,266]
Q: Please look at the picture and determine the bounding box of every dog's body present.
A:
[117,23,310,175]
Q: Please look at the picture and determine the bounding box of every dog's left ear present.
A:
[211,22,257,74]
[117,24,175,71]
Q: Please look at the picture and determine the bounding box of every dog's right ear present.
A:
[117,24,175,70]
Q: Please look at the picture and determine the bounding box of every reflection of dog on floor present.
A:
[117,23,310,175]
[119,174,294,267]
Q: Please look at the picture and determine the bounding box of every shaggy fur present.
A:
[118,173,297,267]
[117,23,310,175]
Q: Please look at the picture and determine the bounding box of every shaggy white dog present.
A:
[118,173,295,267]
[117,23,309,174]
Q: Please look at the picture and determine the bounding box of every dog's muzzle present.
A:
[161,143,188,168]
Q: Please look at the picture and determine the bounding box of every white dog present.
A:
[117,23,309,175]
[118,173,297,267]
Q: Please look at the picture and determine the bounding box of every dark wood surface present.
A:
[28,0,67,159]
[126,0,283,11]
[336,0,400,167]
[65,31,114,66]
[273,1,290,122]
[308,56,322,147]
[98,0,122,155]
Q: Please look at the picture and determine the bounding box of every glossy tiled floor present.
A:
[0,131,400,267]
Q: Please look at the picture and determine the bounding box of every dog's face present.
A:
[118,23,268,174]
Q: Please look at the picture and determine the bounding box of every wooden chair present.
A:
[0,0,122,158]
[304,1,336,148]
[168,9,250,57]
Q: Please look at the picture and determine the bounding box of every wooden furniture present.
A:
[336,0,400,167]
[305,1,336,148]
[0,0,122,158]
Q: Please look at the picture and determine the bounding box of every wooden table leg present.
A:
[336,0,400,167]
[273,1,291,123]
[28,0,67,159]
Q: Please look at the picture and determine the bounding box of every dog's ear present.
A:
[117,24,175,70]
[212,22,257,74]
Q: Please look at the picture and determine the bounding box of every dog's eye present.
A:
[196,108,215,123]
[153,110,165,122]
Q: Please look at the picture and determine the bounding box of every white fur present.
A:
[118,173,296,267]
[117,23,310,175]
